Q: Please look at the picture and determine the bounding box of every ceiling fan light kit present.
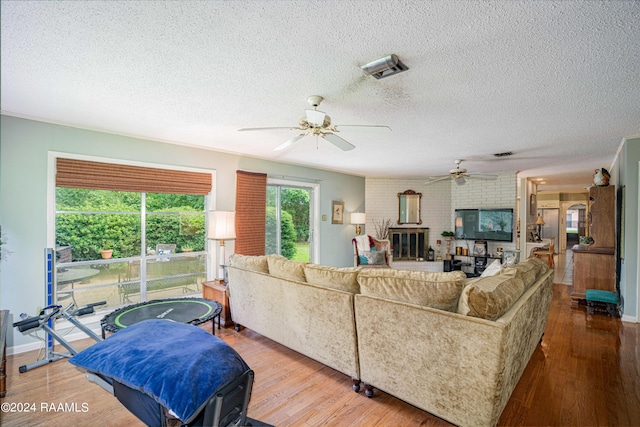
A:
[361,54,409,79]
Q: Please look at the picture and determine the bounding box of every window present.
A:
[53,157,213,310]
[55,188,206,309]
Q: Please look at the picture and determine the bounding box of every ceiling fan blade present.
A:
[274,134,306,151]
[468,173,498,180]
[425,176,451,185]
[239,127,297,131]
[305,110,326,126]
[323,133,355,151]
[335,125,392,131]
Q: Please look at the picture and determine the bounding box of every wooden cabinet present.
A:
[589,186,615,248]
[572,185,615,302]
[571,247,615,300]
[203,280,233,327]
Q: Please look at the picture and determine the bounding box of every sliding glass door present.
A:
[266,180,317,262]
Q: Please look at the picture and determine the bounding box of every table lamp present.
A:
[208,211,236,281]
[535,215,545,242]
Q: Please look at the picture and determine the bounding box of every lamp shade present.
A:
[208,211,236,240]
[535,215,545,225]
[350,212,366,225]
[455,217,463,228]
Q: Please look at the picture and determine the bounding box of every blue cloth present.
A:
[69,319,249,423]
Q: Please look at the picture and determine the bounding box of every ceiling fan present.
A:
[426,159,498,186]
[238,95,390,151]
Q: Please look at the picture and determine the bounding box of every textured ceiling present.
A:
[2,1,639,190]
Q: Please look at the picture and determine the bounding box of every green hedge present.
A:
[265,207,297,259]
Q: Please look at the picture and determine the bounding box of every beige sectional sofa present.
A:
[227,254,362,389]
[227,254,553,427]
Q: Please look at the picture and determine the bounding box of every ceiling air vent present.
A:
[493,151,513,157]
[361,54,408,79]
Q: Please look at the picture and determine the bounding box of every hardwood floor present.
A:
[2,263,639,426]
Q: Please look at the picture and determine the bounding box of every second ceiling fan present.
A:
[426,159,498,186]
[239,95,390,151]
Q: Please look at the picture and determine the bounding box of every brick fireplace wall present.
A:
[365,173,517,253]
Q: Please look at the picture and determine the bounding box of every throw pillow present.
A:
[504,259,538,290]
[480,259,503,277]
[360,250,386,265]
[457,270,525,320]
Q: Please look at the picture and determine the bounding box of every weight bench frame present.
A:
[12,301,106,373]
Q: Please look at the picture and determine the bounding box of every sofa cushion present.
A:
[229,254,269,273]
[524,256,550,275]
[458,269,525,320]
[267,256,307,282]
[358,269,467,311]
[503,257,545,290]
[303,264,361,293]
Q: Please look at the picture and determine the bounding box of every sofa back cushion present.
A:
[503,257,549,290]
[358,269,467,311]
[229,254,269,273]
[303,264,361,293]
[267,255,308,282]
[457,269,525,320]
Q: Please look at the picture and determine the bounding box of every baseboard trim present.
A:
[8,327,102,356]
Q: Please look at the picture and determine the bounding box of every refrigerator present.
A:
[540,209,559,253]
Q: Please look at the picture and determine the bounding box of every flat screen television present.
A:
[455,208,514,242]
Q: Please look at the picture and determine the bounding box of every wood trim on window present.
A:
[56,158,212,195]
[235,170,267,255]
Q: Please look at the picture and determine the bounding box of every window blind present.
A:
[56,158,212,195]
[234,170,267,255]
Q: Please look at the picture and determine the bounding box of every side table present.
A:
[203,280,233,327]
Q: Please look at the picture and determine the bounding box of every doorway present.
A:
[565,203,587,248]
[266,179,319,263]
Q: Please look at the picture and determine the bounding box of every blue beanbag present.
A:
[69,319,249,423]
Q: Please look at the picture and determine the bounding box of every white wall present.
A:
[365,178,450,248]
[365,173,517,254]
[0,115,365,349]
[611,136,640,322]
[451,173,518,255]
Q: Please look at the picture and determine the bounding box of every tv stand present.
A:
[451,254,502,277]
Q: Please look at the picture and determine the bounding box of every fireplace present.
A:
[389,227,430,260]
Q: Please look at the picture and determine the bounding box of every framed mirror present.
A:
[398,190,422,224]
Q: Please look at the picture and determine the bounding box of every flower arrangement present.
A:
[373,218,392,240]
